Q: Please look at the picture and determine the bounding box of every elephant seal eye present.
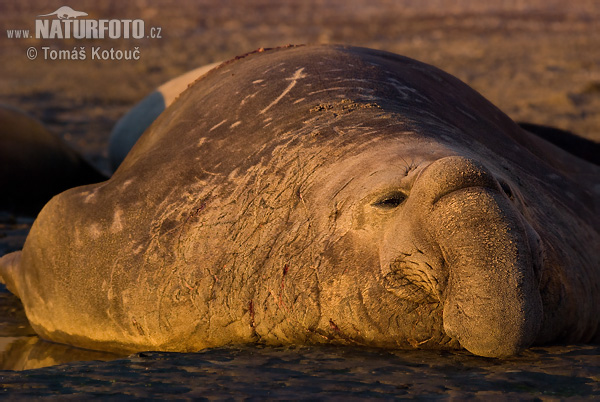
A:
[372,191,406,209]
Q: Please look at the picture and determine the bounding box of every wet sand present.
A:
[0,0,598,398]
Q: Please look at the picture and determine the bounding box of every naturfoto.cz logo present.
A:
[7,6,162,61]
[35,6,147,39]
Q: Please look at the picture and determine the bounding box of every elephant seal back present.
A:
[108,62,221,170]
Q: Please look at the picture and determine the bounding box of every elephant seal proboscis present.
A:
[1,45,598,358]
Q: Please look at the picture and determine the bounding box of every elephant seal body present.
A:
[1,45,598,358]
[517,122,600,165]
[108,62,221,170]
[0,105,106,215]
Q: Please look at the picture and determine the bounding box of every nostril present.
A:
[416,156,500,205]
[498,180,514,200]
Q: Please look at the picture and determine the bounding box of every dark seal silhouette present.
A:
[0,105,106,215]
[1,45,598,358]
[518,122,600,165]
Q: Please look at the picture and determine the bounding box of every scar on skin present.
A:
[82,187,100,204]
[121,179,134,189]
[260,68,306,114]
[111,209,124,233]
[88,223,102,239]
[210,119,227,132]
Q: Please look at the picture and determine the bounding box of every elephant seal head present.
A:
[310,145,546,357]
[2,45,598,358]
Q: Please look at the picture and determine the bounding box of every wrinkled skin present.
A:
[1,45,598,358]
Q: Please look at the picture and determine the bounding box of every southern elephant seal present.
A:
[108,62,221,171]
[0,45,598,358]
[0,105,106,216]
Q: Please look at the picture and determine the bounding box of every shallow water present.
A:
[0,341,598,398]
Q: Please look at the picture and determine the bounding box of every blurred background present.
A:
[0,0,599,174]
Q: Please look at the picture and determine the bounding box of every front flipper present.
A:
[0,251,22,299]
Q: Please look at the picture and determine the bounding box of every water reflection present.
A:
[0,283,123,371]
[0,336,125,371]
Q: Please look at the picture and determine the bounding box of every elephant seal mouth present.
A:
[383,254,442,304]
